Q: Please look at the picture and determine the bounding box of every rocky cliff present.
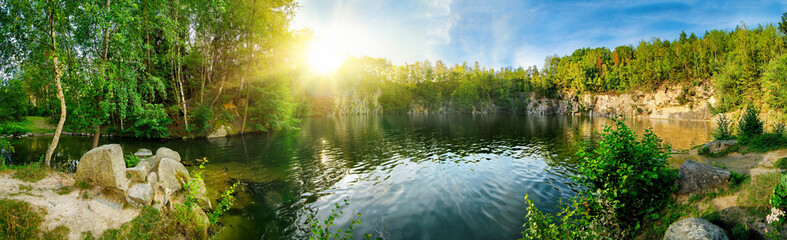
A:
[525,83,715,121]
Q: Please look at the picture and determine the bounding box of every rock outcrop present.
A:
[702,140,738,154]
[678,160,731,194]
[207,125,232,138]
[75,144,128,189]
[663,218,729,240]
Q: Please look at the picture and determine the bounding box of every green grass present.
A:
[55,186,73,195]
[0,198,46,240]
[0,116,54,135]
[737,172,781,216]
[42,225,70,240]
[776,157,787,170]
[11,162,48,183]
[97,206,208,240]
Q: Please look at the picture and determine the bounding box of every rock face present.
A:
[75,144,128,189]
[663,218,729,240]
[678,160,731,194]
[702,140,738,154]
[157,158,189,197]
[207,125,231,138]
[156,147,181,162]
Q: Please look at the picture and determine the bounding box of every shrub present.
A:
[188,105,214,136]
[738,105,763,142]
[771,174,787,209]
[124,154,140,168]
[712,114,734,140]
[127,104,171,139]
[521,117,677,239]
[304,197,370,240]
[575,117,677,226]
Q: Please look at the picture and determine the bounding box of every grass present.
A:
[737,172,781,216]
[776,157,787,170]
[75,181,92,190]
[56,186,73,195]
[0,116,54,135]
[42,225,70,240]
[0,198,46,240]
[96,206,208,240]
[11,162,48,183]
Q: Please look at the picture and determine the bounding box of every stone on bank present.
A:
[663,218,729,240]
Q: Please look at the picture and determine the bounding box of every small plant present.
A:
[731,223,749,240]
[701,211,720,222]
[304,197,370,240]
[775,122,786,137]
[208,182,239,224]
[770,173,787,210]
[75,181,92,190]
[713,114,734,140]
[124,154,140,168]
[738,105,764,142]
[776,157,787,170]
[56,186,73,195]
[730,172,748,187]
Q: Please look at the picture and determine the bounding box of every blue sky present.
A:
[291,0,787,69]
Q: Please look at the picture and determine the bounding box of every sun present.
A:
[308,38,346,74]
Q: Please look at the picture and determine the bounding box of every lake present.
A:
[3,115,712,239]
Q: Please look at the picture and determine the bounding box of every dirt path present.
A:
[0,172,139,240]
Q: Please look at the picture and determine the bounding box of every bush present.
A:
[521,117,677,239]
[575,117,677,225]
[738,105,763,142]
[127,104,171,139]
[771,174,787,209]
[0,78,31,122]
[712,114,734,140]
[379,83,413,113]
[188,105,214,136]
[124,154,140,168]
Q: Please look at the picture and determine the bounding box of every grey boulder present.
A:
[664,218,728,240]
[126,182,155,206]
[678,160,731,194]
[75,144,128,189]
[156,147,181,162]
[157,157,189,197]
[702,140,737,154]
[134,148,153,158]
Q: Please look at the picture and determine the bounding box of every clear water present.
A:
[4,115,711,239]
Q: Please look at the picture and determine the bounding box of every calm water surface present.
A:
[4,115,711,239]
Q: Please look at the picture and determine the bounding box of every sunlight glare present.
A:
[308,38,345,74]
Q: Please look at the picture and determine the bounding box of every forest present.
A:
[1,1,787,141]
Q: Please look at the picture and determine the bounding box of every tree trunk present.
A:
[241,82,250,134]
[44,4,66,168]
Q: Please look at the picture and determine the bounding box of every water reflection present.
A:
[5,115,711,239]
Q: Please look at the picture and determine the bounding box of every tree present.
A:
[1,0,71,167]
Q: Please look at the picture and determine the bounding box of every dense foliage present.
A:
[0,0,302,139]
[522,117,676,239]
[713,114,734,140]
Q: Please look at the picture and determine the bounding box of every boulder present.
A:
[147,172,158,191]
[702,140,738,154]
[663,218,729,240]
[207,125,231,138]
[126,161,152,182]
[156,147,181,162]
[157,158,189,197]
[75,144,128,189]
[134,148,153,158]
[191,177,212,209]
[126,182,154,206]
[678,160,731,194]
